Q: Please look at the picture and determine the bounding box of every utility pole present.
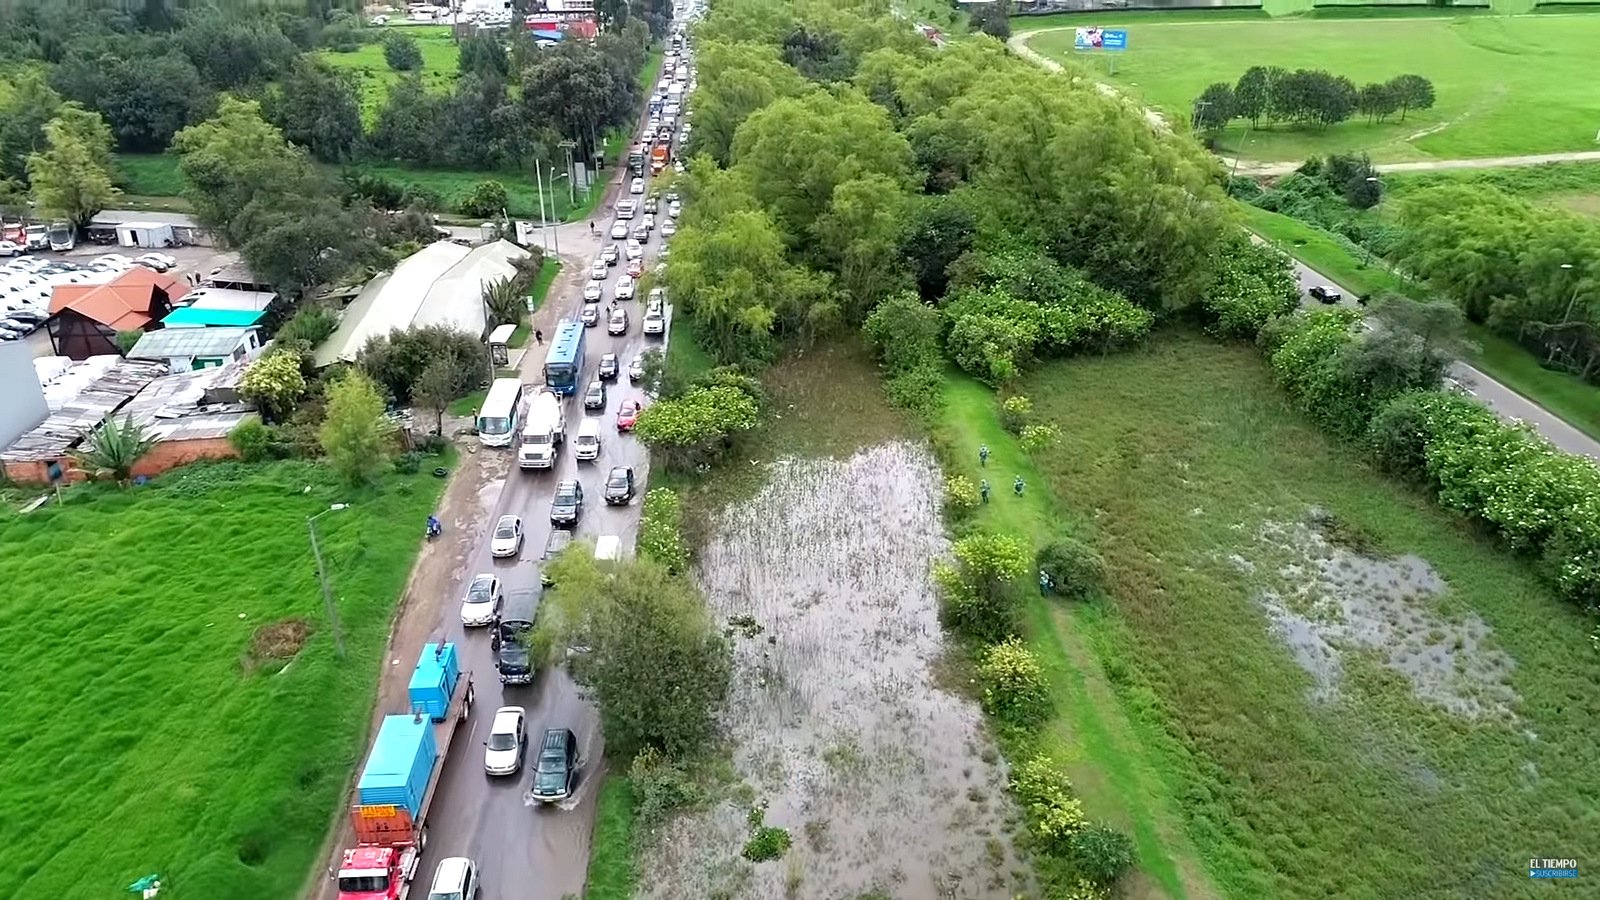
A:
[307,504,350,659]
[559,139,578,207]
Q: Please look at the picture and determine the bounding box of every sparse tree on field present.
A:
[383,33,423,72]
[319,369,394,485]
[412,356,461,435]
[1357,82,1400,124]
[1233,66,1277,127]
[240,349,309,423]
[1192,83,1237,134]
[73,415,157,485]
[26,105,121,233]
[1387,74,1435,122]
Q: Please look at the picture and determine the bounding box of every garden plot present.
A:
[638,442,1026,900]
[1244,511,1520,721]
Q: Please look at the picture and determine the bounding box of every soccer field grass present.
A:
[1027,15,1600,162]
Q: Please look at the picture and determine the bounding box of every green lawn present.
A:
[1239,202,1600,441]
[1027,15,1600,161]
[1386,160,1600,220]
[584,776,638,900]
[1015,332,1600,898]
[316,28,461,123]
[0,458,449,900]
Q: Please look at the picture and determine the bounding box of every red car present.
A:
[625,258,645,278]
[616,398,642,431]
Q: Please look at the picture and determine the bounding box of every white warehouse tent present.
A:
[315,239,532,366]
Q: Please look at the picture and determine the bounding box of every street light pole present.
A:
[308,503,350,659]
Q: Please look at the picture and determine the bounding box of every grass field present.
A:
[1239,202,1600,440]
[585,776,638,900]
[1011,332,1600,898]
[0,458,448,900]
[1385,159,1600,218]
[316,27,460,123]
[1027,15,1600,161]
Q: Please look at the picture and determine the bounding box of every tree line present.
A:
[0,1,660,207]
[1193,66,1435,133]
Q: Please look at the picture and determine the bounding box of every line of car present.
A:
[0,251,178,342]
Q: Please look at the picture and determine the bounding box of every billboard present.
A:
[1074,27,1128,50]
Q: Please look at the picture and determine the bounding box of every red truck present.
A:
[332,643,473,900]
[650,144,670,175]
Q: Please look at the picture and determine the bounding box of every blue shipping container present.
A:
[357,714,439,817]
[408,642,460,722]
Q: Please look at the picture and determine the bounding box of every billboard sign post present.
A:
[1074,27,1128,75]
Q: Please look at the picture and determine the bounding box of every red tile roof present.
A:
[49,267,190,331]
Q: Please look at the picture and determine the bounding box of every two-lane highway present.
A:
[409,202,674,897]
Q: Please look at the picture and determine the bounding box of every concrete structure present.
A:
[0,341,49,453]
[46,267,190,359]
[127,325,262,371]
[315,239,531,366]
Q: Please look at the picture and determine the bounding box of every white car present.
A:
[647,287,665,306]
[490,515,523,558]
[136,252,177,270]
[630,177,645,195]
[0,240,20,257]
[583,281,603,302]
[483,706,527,775]
[610,221,629,240]
[608,307,628,336]
[662,220,677,238]
[459,574,503,627]
[625,240,643,261]
[642,214,655,231]
[589,260,608,281]
[614,275,635,300]
[668,201,681,218]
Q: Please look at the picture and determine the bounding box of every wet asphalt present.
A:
[406,148,680,899]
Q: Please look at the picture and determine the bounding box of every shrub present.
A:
[935,532,1031,642]
[319,370,394,485]
[741,826,792,862]
[976,638,1052,729]
[239,351,308,424]
[884,365,945,418]
[944,474,981,518]
[1037,538,1105,601]
[382,32,422,71]
[275,306,339,347]
[1069,824,1137,887]
[1366,390,1439,484]
[863,292,946,416]
[1020,423,1060,454]
[1009,753,1085,855]
[458,179,509,218]
[392,451,422,474]
[638,488,690,574]
[628,746,708,828]
[228,416,276,462]
[999,395,1032,434]
[1202,235,1302,340]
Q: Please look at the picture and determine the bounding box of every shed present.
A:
[488,323,516,367]
[161,306,265,329]
[126,326,261,371]
[115,222,174,249]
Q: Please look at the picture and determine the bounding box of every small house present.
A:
[46,267,190,360]
[126,326,262,372]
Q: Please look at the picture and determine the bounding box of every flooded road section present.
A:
[639,443,1026,900]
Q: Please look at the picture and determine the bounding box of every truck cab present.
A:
[336,844,419,900]
[516,390,565,470]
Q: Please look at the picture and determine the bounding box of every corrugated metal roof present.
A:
[120,361,253,442]
[1,359,168,461]
[128,326,255,360]
[180,287,276,312]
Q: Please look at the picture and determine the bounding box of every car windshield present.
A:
[537,751,565,775]
[427,891,462,900]
[487,730,518,751]
[339,875,389,892]
[467,580,493,603]
[555,485,576,504]
[495,522,516,539]
[608,470,628,489]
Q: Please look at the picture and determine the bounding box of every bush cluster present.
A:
[1036,538,1105,602]
[1009,754,1137,889]
[1200,235,1303,339]
[976,638,1052,729]
[862,291,946,418]
[638,488,691,575]
[934,531,1032,643]
[628,746,709,828]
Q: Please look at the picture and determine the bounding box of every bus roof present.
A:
[546,320,584,368]
[480,377,523,416]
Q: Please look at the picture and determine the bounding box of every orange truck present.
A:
[650,144,669,175]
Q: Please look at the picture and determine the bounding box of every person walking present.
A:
[1013,475,1025,496]
[1038,569,1051,597]
[589,220,596,235]
[534,328,544,345]
[979,444,990,467]
[979,479,990,504]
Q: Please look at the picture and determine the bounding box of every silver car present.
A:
[490,515,523,558]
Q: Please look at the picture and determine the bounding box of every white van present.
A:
[573,417,602,462]
[594,535,622,562]
[427,856,479,900]
[516,389,566,470]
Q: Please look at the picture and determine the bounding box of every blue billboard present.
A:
[1074,27,1129,51]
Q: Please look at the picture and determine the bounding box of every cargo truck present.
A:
[23,224,48,251]
[46,221,74,251]
[627,143,646,177]
[516,389,566,470]
[650,144,669,175]
[332,643,474,900]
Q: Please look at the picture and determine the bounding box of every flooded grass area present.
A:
[634,345,1025,899]
[1020,330,1600,899]
[640,444,1025,900]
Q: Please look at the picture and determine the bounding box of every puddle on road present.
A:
[1248,515,1520,720]
[637,442,1025,900]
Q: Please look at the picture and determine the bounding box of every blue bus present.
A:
[544,319,586,395]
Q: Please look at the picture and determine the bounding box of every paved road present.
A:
[1288,260,1600,460]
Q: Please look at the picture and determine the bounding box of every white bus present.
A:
[476,378,525,448]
